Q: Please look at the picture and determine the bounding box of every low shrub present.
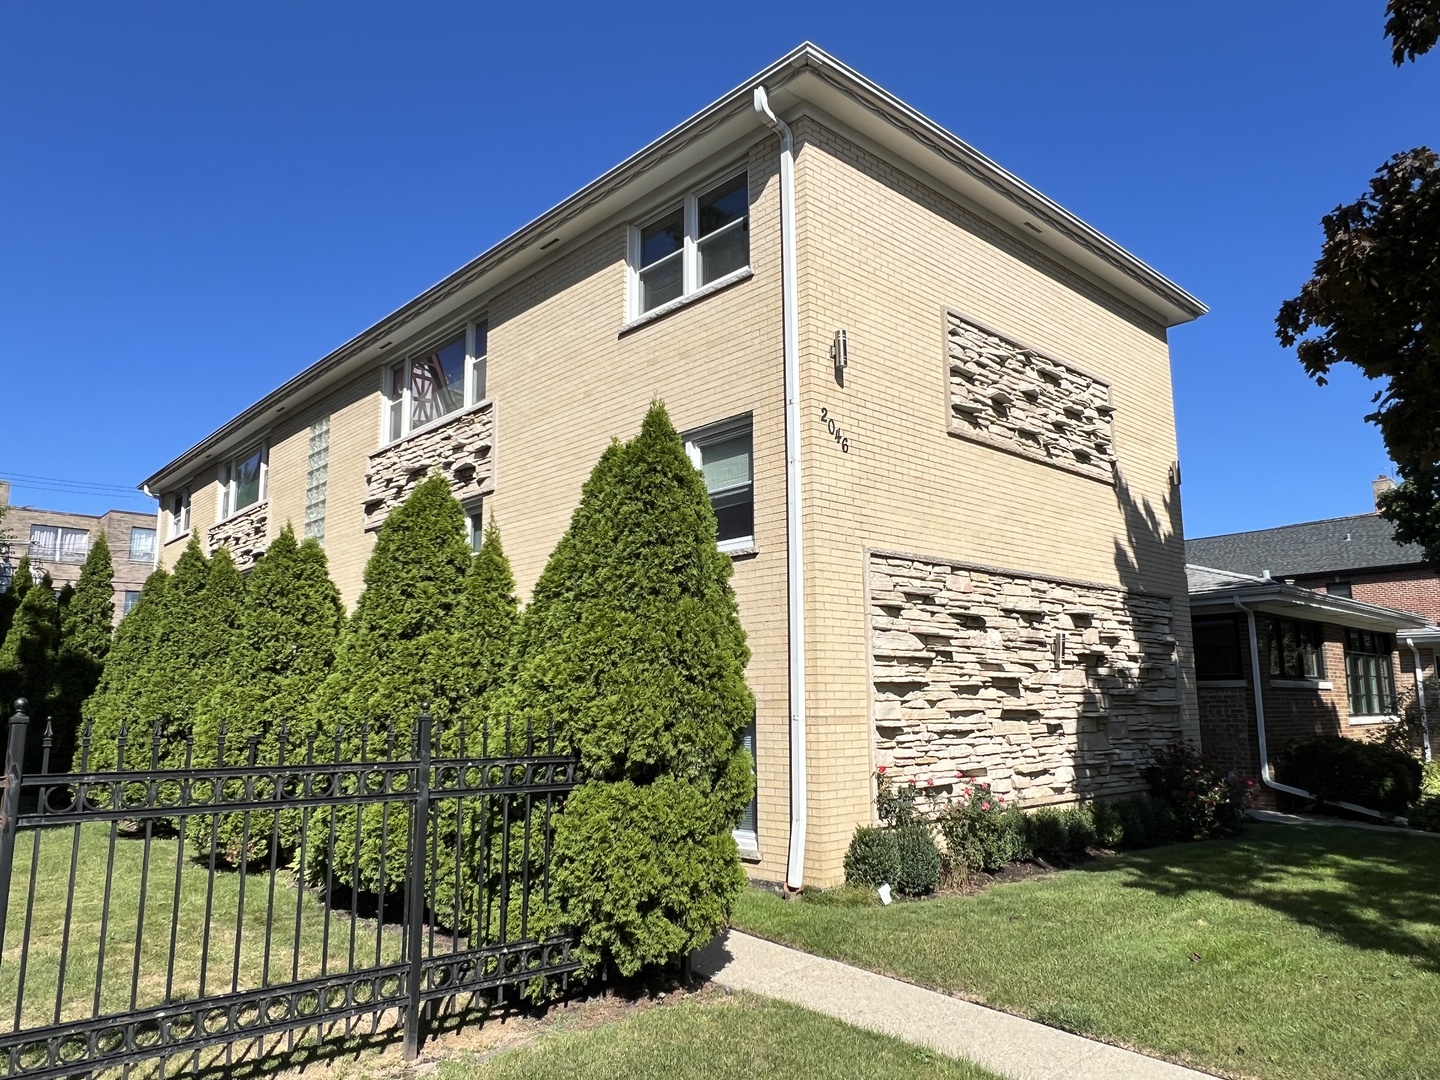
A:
[1423,761,1440,799]
[1281,736,1422,814]
[1405,762,1440,833]
[1061,804,1097,858]
[1144,741,1252,838]
[1090,800,1125,848]
[1112,795,1179,848]
[842,822,941,896]
[844,825,899,888]
[1025,808,1070,860]
[874,766,927,827]
[938,783,1027,873]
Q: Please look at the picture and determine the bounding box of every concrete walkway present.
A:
[1250,807,1440,836]
[693,930,1213,1080]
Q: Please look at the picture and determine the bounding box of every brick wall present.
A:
[1293,566,1440,622]
[1,502,157,624]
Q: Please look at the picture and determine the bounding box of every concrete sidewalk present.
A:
[693,930,1214,1080]
[1250,807,1440,837]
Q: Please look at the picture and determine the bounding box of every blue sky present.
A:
[2,2,1436,537]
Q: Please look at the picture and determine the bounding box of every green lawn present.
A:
[448,993,1003,1080]
[733,824,1440,1080]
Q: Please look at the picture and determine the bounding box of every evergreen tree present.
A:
[50,534,114,771]
[310,475,474,891]
[83,568,169,770]
[190,526,344,863]
[11,554,34,606]
[493,402,753,977]
[0,577,61,773]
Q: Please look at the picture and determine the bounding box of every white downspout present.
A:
[754,85,807,891]
[142,484,162,570]
[1236,597,1390,819]
[1404,637,1433,763]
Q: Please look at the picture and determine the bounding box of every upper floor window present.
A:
[128,527,156,562]
[1326,581,1353,599]
[30,525,89,564]
[122,590,141,617]
[222,444,266,518]
[385,319,489,442]
[630,172,749,318]
[1267,617,1322,679]
[1193,616,1241,679]
[1345,628,1396,716]
[168,490,190,539]
[685,416,753,554]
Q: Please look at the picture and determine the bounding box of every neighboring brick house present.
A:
[137,44,1207,888]
[1187,476,1440,684]
[1188,564,1431,807]
[0,481,158,625]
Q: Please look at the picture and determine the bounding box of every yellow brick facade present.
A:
[153,86,1198,889]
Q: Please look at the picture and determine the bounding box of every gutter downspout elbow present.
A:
[754,86,807,891]
[1405,637,1433,763]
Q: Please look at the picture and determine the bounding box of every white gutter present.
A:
[1235,597,1390,820]
[1404,637,1433,763]
[754,86,807,891]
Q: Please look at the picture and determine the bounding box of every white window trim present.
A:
[127,526,157,563]
[218,442,268,523]
[167,489,191,541]
[462,497,485,553]
[683,414,755,555]
[381,318,489,445]
[627,169,749,322]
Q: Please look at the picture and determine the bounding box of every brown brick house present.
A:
[138,44,1207,887]
[0,481,157,625]
[1188,564,1431,808]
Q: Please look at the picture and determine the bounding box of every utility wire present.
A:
[0,471,144,494]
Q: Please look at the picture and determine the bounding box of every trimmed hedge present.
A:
[842,823,941,896]
[1282,735,1423,813]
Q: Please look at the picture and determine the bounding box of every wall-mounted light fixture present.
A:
[831,328,848,384]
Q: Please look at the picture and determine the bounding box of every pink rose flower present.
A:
[982,801,992,811]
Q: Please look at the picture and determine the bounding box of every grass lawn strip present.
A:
[732,824,1440,1080]
[446,991,1006,1080]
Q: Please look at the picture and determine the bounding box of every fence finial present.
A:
[11,699,28,718]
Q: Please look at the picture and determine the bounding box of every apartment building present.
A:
[0,481,157,624]
[139,44,1206,888]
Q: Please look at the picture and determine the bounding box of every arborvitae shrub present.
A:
[190,526,343,863]
[494,403,753,977]
[1281,735,1422,814]
[51,534,114,772]
[1061,804,1097,858]
[843,826,899,888]
[1089,800,1125,849]
[310,475,474,892]
[891,824,942,896]
[83,569,169,769]
[1025,808,1070,860]
[0,577,60,773]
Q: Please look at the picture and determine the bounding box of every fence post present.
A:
[0,698,31,964]
[403,703,433,1062]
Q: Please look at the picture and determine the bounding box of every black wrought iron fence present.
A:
[0,699,581,1079]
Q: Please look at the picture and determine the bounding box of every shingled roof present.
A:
[1186,514,1426,578]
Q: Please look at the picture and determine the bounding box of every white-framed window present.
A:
[167,490,191,539]
[384,318,489,443]
[629,171,749,318]
[684,415,754,553]
[463,497,485,554]
[30,525,90,564]
[128,527,156,562]
[122,590,141,617]
[220,443,266,519]
[734,714,758,852]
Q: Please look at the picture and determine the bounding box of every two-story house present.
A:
[138,44,1207,888]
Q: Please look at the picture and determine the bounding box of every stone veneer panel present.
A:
[207,501,268,571]
[363,401,494,532]
[946,310,1116,484]
[868,551,1181,806]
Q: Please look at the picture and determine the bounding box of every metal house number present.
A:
[819,407,850,453]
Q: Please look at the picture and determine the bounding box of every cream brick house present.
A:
[139,44,1207,888]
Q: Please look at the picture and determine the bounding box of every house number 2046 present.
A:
[819,407,850,453]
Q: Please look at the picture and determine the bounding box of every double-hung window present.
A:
[685,417,754,553]
[168,490,190,539]
[385,319,488,443]
[1267,617,1322,679]
[463,498,485,553]
[1345,628,1397,716]
[631,172,749,318]
[1193,616,1242,679]
[128,527,156,563]
[122,591,141,617]
[222,444,266,518]
[30,525,90,564]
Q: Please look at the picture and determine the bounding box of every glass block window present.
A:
[305,415,330,543]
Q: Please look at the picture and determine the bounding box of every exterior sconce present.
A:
[831,329,848,384]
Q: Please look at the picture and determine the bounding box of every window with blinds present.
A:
[684,416,754,553]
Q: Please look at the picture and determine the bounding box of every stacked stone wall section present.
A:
[868,550,1181,808]
[362,402,494,532]
[207,502,268,571]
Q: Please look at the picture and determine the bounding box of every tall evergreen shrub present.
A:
[190,526,344,862]
[50,534,114,771]
[0,572,60,773]
[495,402,753,977]
[310,475,474,891]
[83,568,169,769]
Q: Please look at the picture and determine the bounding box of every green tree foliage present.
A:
[50,534,115,771]
[494,402,753,977]
[0,570,61,772]
[189,526,344,863]
[311,475,474,891]
[1280,11,1440,563]
[1387,0,1440,65]
[83,568,169,769]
